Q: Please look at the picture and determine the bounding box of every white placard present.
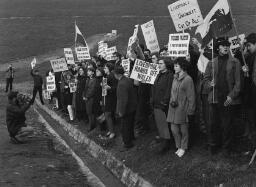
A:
[50,58,68,73]
[168,33,190,57]
[141,20,160,54]
[64,48,75,64]
[130,59,159,85]
[121,59,130,77]
[31,58,36,69]
[112,30,117,35]
[168,0,203,32]
[69,82,77,93]
[46,75,56,91]
[75,47,91,61]
[105,46,117,61]
[43,90,51,100]
[228,34,245,57]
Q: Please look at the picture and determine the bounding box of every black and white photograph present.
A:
[0,0,256,186]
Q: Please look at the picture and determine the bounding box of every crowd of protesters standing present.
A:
[7,32,256,157]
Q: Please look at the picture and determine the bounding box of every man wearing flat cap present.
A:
[6,91,34,144]
[204,37,242,155]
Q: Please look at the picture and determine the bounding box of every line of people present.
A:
[36,33,256,156]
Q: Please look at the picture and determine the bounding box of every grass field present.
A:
[0,0,255,66]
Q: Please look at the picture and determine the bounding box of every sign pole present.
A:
[75,20,77,48]
[212,39,215,104]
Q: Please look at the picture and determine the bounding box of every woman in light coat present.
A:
[167,58,196,157]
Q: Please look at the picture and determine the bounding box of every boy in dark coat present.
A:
[114,66,137,150]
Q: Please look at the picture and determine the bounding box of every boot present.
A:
[67,105,74,121]
[88,115,96,131]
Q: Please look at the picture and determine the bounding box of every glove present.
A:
[188,115,195,125]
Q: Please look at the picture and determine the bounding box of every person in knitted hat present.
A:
[204,36,242,156]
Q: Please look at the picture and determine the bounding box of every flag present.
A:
[31,57,36,69]
[195,0,233,47]
[75,23,87,47]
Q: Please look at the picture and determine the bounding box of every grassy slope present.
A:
[0,0,255,65]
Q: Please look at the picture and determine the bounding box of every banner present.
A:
[105,46,117,61]
[31,57,37,69]
[50,58,68,72]
[64,48,75,64]
[130,59,159,84]
[195,0,232,47]
[75,47,91,61]
[141,20,160,54]
[168,0,203,32]
[121,59,130,77]
[228,34,245,57]
[46,75,56,91]
[168,33,190,57]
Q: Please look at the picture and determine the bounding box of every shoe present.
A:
[177,149,185,157]
[158,140,171,155]
[175,148,181,155]
[10,137,23,144]
[108,133,116,139]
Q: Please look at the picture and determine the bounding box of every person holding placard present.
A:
[103,63,118,139]
[30,68,44,105]
[167,58,196,158]
[94,67,105,129]
[152,58,174,154]
[83,67,97,131]
[75,67,87,121]
[204,37,242,156]
[61,71,74,121]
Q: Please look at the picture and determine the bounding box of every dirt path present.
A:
[0,91,90,187]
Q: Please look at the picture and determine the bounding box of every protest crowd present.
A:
[5,0,256,159]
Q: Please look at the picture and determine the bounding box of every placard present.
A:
[105,46,117,61]
[50,58,68,73]
[228,34,245,57]
[31,58,36,69]
[69,82,77,93]
[121,59,130,77]
[168,0,203,32]
[127,25,139,52]
[64,48,75,64]
[168,33,190,57]
[46,75,56,91]
[75,47,91,61]
[141,20,160,54]
[102,78,107,96]
[130,59,159,84]
[43,90,51,100]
